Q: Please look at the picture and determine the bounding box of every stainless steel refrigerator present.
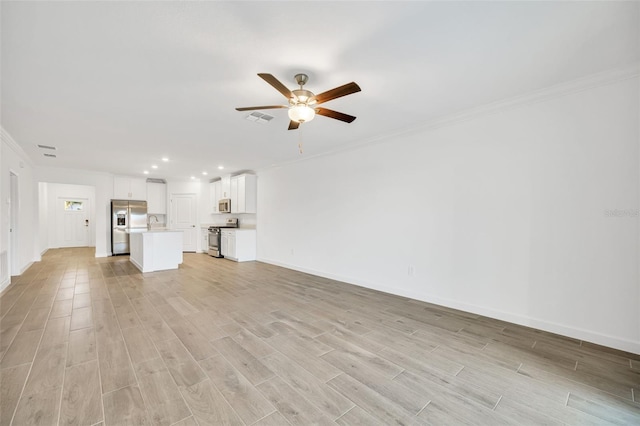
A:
[111,200,147,255]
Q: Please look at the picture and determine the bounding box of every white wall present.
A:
[34,167,114,257]
[257,73,640,354]
[0,130,38,291]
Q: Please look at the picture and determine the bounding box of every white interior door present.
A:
[57,198,91,247]
[171,193,197,252]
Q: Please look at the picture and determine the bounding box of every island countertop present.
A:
[126,228,182,234]
[129,230,183,273]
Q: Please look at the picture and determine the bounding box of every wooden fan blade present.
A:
[315,107,356,123]
[258,73,293,99]
[288,121,300,130]
[235,105,287,111]
[314,82,361,105]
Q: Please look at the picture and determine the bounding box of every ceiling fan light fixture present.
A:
[236,73,360,130]
[288,104,315,123]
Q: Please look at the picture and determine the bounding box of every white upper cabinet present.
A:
[146,182,167,214]
[209,180,222,214]
[220,175,231,199]
[230,178,239,213]
[114,176,147,200]
[230,174,257,214]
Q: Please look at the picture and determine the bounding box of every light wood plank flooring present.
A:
[1,247,639,425]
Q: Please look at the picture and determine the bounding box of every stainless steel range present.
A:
[207,218,238,257]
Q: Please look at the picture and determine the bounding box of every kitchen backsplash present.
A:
[148,213,166,228]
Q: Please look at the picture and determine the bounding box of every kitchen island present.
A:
[128,229,183,273]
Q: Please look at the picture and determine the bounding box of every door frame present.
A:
[56,196,92,248]
[43,183,96,251]
[9,171,19,276]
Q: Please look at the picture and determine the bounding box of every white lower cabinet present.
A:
[221,229,256,262]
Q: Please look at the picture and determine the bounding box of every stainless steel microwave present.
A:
[218,198,231,213]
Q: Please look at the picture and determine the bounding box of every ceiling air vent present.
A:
[37,144,57,150]
[245,111,274,124]
[44,153,57,158]
[146,178,166,183]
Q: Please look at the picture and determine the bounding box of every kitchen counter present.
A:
[129,230,183,273]
[200,224,257,230]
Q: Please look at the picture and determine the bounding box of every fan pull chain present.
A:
[298,125,304,154]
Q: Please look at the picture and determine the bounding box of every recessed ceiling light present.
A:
[143,170,149,175]
[190,176,195,180]
[151,165,158,169]
[202,171,208,176]
[218,165,224,170]
[162,157,169,162]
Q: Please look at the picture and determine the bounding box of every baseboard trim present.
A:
[19,261,33,275]
[0,277,11,295]
[417,294,640,356]
[129,257,144,272]
[258,257,640,355]
[95,251,109,258]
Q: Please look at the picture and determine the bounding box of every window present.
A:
[64,201,84,211]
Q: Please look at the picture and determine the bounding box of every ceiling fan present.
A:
[236,73,361,130]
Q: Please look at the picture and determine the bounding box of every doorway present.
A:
[9,172,19,276]
[170,193,197,252]
[56,197,91,247]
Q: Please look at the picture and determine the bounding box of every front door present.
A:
[57,198,91,247]
[171,193,197,252]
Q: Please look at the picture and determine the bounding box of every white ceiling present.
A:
[2,1,638,181]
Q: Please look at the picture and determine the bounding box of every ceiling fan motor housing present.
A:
[291,89,316,105]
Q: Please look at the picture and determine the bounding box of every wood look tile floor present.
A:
[1,248,639,426]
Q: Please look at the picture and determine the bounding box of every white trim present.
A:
[258,257,640,356]
[0,127,34,167]
[19,261,33,275]
[96,251,110,258]
[8,169,20,277]
[0,277,10,294]
[257,63,640,174]
[406,62,640,135]
[637,60,640,357]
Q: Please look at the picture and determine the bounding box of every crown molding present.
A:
[258,62,640,173]
[399,61,640,138]
[1,127,35,168]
